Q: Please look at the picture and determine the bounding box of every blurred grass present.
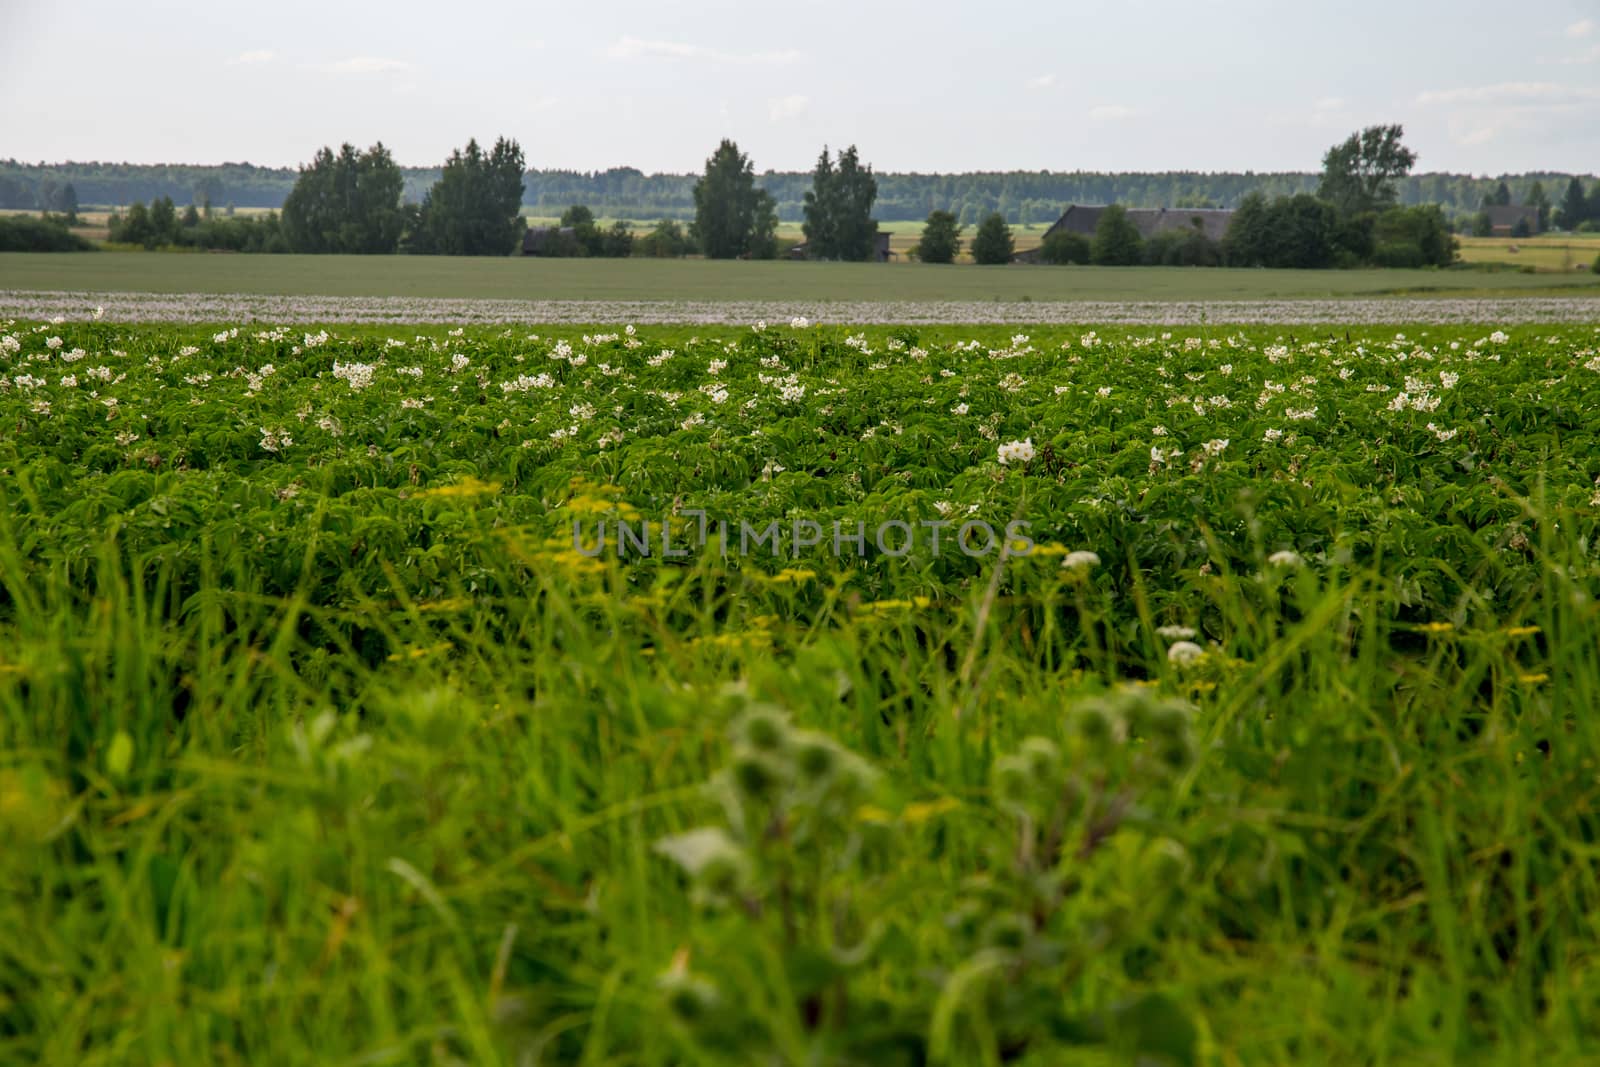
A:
[3,250,1600,303]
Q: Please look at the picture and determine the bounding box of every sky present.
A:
[2,0,1598,175]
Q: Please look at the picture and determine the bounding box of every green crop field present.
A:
[6,316,1600,1064]
[3,250,1600,304]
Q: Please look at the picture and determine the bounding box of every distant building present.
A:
[788,230,892,262]
[521,226,578,256]
[1483,204,1540,237]
[1040,204,1235,243]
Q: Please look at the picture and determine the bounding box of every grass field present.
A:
[4,251,1599,304]
[7,319,1600,1064]
[1457,233,1600,272]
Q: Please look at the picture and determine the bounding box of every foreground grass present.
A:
[3,251,1600,304]
[4,321,1600,1064]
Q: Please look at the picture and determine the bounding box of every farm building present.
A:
[1040,204,1236,243]
[788,230,893,262]
[521,226,579,256]
[1483,204,1541,237]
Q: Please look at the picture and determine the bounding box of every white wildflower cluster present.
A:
[707,359,728,376]
[700,383,730,405]
[302,331,331,349]
[999,373,1027,394]
[212,328,239,344]
[1285,406,1318,421]
[1150,445,1183,469]
[258,427,293,453]
[789,316,809,329]
[1201,438,1229,457]
[1425,422,1458,442]
[450,353,471,373]
[647,349,676,368]
[332,361,375,392]
[501,373,555,392]
[997,438,1035,466]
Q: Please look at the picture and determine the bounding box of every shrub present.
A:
[1371,241,1426,268]
[969,212,1014,264]
[914,210,962,264]
[600,220,634,258]
[635,218,692,258]
[1037,230,1090,265]
[0,214,95,252]
[1142,226,1220,267]
[1091,204,1143,265]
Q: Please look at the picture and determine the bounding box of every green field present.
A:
[3,250,1599,303]
[7,319,1600,1064]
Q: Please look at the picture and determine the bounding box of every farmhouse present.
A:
[788,230,893,262]
[1041,204,1236,243]
[1483,204,1540,237]
[521,226,578,256]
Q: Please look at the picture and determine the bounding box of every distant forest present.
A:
[2,160,1595,225]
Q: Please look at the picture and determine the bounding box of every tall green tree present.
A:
[691,139,778,259]
[281,143,406,253]
[148,196,179,246]
[801,145,879,260]
[560,204,603,256]
[408,138,527,256]
[1090,204,1143,265]
[1489,181,1512,207]
[1221,192,1271,266]
[914,210,962,264]
[1264,194,1338,269]
[1317,125,1417,217]
[1526,181,1551,232]
[969,212,1014,264]
[1555,177,1588,231]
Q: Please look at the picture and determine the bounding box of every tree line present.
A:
[6,158,1597,227]
[906,126,1461,270]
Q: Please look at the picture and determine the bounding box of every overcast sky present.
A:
[3,0,1597,174]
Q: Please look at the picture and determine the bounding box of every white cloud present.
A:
[229,49,275,65]
[1313,96,1344,111]
[607,37,801,66]
[1566,18,1595,38]
[323,56,413,75]
[1417,81,1599,106]
[1456,127,1497,146]
[1028,73,1057,90]
[1088,104,1137,121]
[768,94,808,121]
